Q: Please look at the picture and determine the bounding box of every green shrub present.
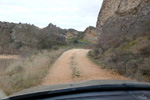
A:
[73,40,78,44]
[36,33,65,49]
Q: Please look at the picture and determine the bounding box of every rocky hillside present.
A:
[89,0,150,82]
[41,23,67,35]
[0,22,40,54]
[66,29,83,39]
[83,26,97,43]
[0,22,68,54]
[0,21,97,54]
[42,23,98,42]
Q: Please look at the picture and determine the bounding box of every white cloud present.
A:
[0,0,103,31]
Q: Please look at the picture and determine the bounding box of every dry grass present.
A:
[0,48,68,95]
[90,34,150,82]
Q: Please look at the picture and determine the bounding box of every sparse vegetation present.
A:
[89,34,150,82]
[67,38,93,49]
[36,33,66,49]
[70,56,80,78]
[67,38,92,44]
[0,48,69,95]
[16,41,23,49]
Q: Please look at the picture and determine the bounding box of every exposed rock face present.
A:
[41,23,67,35]
[66,29,79,39]
[91,0,150,82]
[66,29,83,39]
[41,24,84,40]
[97,0,150,43]
[42,23,98,42]
[83,26,98,43]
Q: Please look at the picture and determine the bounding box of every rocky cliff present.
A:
[97,0,150,43]
[90,0,150,82]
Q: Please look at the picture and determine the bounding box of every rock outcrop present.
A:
[0,22,70,54]
[41,24,84,40]
[41,23,67,35]
[0,19,99,54]
[96,0,150,43]
[83,26,98,43]
[90,0,150,82]
[0,22,40,54]
[66,29,82,39]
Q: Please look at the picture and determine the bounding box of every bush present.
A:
[37,33,66,49]
[138,42,150,54]
[73,40,78,44]
[16,41,23,49]
[51,46,59,50]
[90,34,150,82]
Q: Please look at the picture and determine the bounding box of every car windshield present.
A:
[0,0,150,99]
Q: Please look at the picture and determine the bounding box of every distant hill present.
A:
[41,23,67,35]
[0,21,97,54]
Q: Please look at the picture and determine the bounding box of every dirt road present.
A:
[0,55,19,59]
[42,49,128,85]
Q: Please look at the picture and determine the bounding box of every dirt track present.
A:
[42,49,128,85]
[0,55,19,59]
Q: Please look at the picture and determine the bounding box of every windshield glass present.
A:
[0,0,150,98]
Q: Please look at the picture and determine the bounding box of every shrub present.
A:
[73,40,78,44]
[90,34,150,82]
[36,33,66,49]
[138,42,150,54]
[51,46,59,50]
[16,41,23,49]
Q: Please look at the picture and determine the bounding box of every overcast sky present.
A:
[0,0,103,31]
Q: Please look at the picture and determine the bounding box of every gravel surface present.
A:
[42,49,128,85]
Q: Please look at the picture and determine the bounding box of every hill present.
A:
[0,21,98,54]
[89,0,150,82]
[0,22,40,54]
